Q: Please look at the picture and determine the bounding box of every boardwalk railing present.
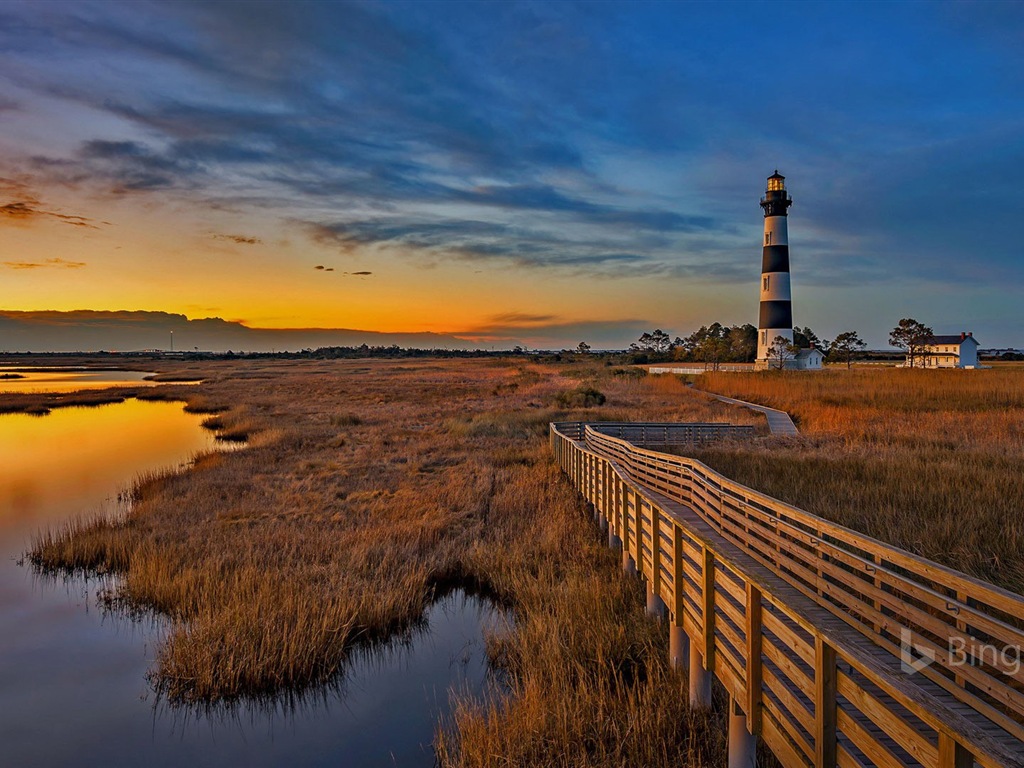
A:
[552,421,754,446]
[550,422,1024,768]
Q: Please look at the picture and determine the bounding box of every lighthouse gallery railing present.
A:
[550,421,1024,767]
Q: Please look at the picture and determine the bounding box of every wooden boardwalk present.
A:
[550,422,1024,767]
[700,390,801,436]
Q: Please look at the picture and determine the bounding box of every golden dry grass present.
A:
[24,358,763,765]
[691,368,1024,591]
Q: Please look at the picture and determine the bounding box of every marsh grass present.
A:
[24,359,764,763]
[691,369,1024,590]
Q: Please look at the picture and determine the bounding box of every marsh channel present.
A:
[0,376,504,767]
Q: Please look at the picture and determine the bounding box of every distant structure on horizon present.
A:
[919,332,980,368]
[755,171,822,370]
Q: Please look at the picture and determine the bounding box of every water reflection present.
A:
[0,399,505,767]
[0,368,169,394]
[0,399,217,547]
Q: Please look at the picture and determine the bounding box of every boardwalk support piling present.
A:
[622,550,636,576]
[669,624,688,670]
[728,697,757,768]
[646,582,666,619]
[689,646,712,708]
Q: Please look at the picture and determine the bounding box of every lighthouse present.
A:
[756,170,794,364]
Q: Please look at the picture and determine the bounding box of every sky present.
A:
[1,0,1023,350]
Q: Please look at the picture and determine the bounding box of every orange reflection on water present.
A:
[0,399,219,553]
[0,369,161,394]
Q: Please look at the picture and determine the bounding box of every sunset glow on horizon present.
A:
[3,1,1023,349]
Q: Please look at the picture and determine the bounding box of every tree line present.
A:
[574,318,973,368]
[594,323,866,368]
[574,317,959,368]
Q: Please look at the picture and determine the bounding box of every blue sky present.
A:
[1,0,1022,349]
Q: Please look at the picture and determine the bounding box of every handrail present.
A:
[550,421,1024,768]
[551,421,754,446]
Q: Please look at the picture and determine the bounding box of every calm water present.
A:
[0,368,167,394]
[0,399,502,767]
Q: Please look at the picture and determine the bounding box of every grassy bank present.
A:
[692,368,1024,591]
[24,359,760,764]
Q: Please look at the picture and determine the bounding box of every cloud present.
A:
[346,271,372,276]
[3,258,87,269]
[75,139,201,193]
[488,312,558,325]
[214,233,262,245]
[0,182,97,228]
[457,317,653,348]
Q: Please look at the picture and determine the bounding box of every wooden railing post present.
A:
[623,485,637,575]
[745,583,763,735]
[646,506,666,617]
[938,732,973,768]
[702,547,716,673]
[634,491,644,576]
[814,637,837,767]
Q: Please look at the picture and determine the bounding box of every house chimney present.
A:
[809,342,815,349]
[960,332,966,341]
[968,332,973,338]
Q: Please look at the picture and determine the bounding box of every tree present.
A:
[575,341,591,355]
[767,335,799,370]
[630,329,672,354]
[793,326,820,349]
[889,318,933,368]
[728,324,758,363]
[831,330,867,369]
[697,336,730,371]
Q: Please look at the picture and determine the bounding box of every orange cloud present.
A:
[0,180,98,228]
[3,258,87,270]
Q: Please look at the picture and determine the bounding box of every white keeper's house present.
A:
[791,346,825,370]
[921,332,980,368]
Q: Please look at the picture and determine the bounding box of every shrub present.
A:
[555,386,606,408]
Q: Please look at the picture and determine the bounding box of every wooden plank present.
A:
[714,504,1024,716]
[838,670,938,765]
[762,660,815,736]
[740,499,1024,658]
[837,743,871,768]
[715,638,745,701]
[938,732,973,768]
[701,546,715,670]
[672,526,684,623]
[762,635,814,698]
[716,586,747,633]
[836,708,905,768]
[716,613,746,665]
[746,583,763,735]
[815,637,838,768]
[762,609,816,668]
[762,698,815,765]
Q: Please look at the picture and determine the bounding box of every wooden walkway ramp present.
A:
[550,422,1024,768]
[699,390,801,436]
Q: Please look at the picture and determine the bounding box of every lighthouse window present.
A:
[765,232,771,245]
[763,276,770,291]
[761,330,767,345]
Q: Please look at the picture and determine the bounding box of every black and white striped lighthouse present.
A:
[756,170,794,363]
